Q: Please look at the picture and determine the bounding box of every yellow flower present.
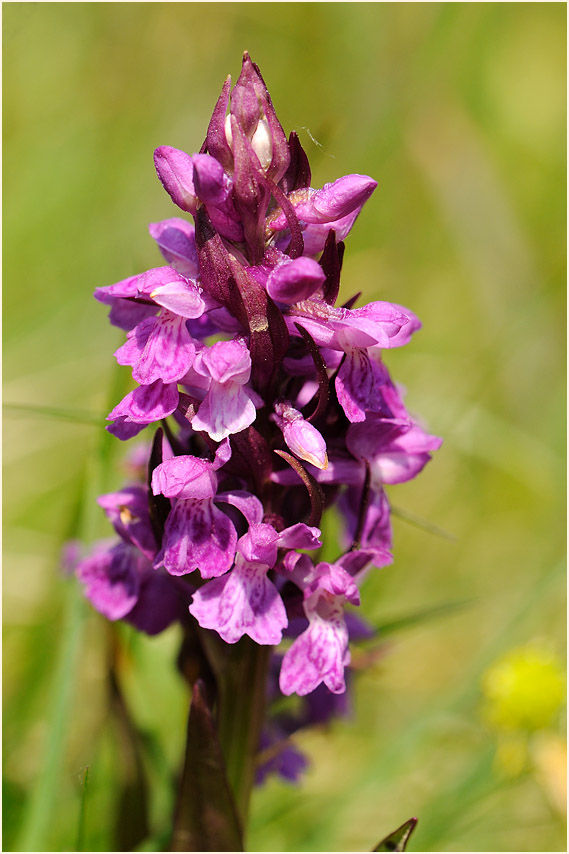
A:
[481,641,566,732]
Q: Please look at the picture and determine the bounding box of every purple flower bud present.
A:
[273,402,328,470]
[206,75,233,171]
[191,153,228,205]
[311,174,378,222]
[154,146,198,214]
[266,256,326,304]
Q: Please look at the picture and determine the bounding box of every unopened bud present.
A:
[154,146,198,214]
[273,402,328,470]
[251,118,273,170]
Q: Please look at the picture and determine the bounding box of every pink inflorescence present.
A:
[76,53,441,752]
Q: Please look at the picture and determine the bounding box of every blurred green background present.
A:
[3,3,566,851]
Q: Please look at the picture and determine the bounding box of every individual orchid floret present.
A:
[189,520,321,644]
[269,174,378,231]
[190,337,259,441]
[279,582,352,696]
[271,401,328,470]
[287,299,421,422]
[151,440,238,578]
[267,174,377,257]
[276,555,362,695]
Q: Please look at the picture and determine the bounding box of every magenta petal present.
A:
[311,563,360,605]
[151,455,217,500]
[191,381,257,442]
[335,348,388,423]
[76,543,141,621]
[136,267,204,319]
[311,174,377,222]
[279,598,349,696]
[106,417,147,441]
[189,559,287,644]
[266,257,325,304]
[154,146,198,213]
[149,281,205,319]
[347,418,442,485]
[162,498,237,578]
[215,490,264,525]
[348,302,422,348]
[197,338,252,384]
[108,380,179,424]
[97,485,157,559]
[120,311,196,385]
[191,153,228,204]
[94,274,140,304]
[276,523,322,551]
[149,218,198,277]
[238,523,279,565]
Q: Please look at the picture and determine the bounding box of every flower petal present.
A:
[161,498,237,578]
[189,559,287,644]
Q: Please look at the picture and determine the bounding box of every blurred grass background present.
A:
[3,3,566,851]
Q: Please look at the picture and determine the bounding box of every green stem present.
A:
[215,637,272,833]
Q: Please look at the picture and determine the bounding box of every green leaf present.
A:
[3,402,102,425]
[170,680,244,852]
[373,817,418,851]
[75,766,89,852]
[390,505,456,542]
[377,598,474,637]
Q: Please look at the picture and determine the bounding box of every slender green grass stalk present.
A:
[75,766,90,852]
[15,365,128,851]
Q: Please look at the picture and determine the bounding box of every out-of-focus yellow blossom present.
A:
[481,642,566,732]
[481,642,567,814]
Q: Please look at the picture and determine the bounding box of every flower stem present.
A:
[215,637,272,833]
